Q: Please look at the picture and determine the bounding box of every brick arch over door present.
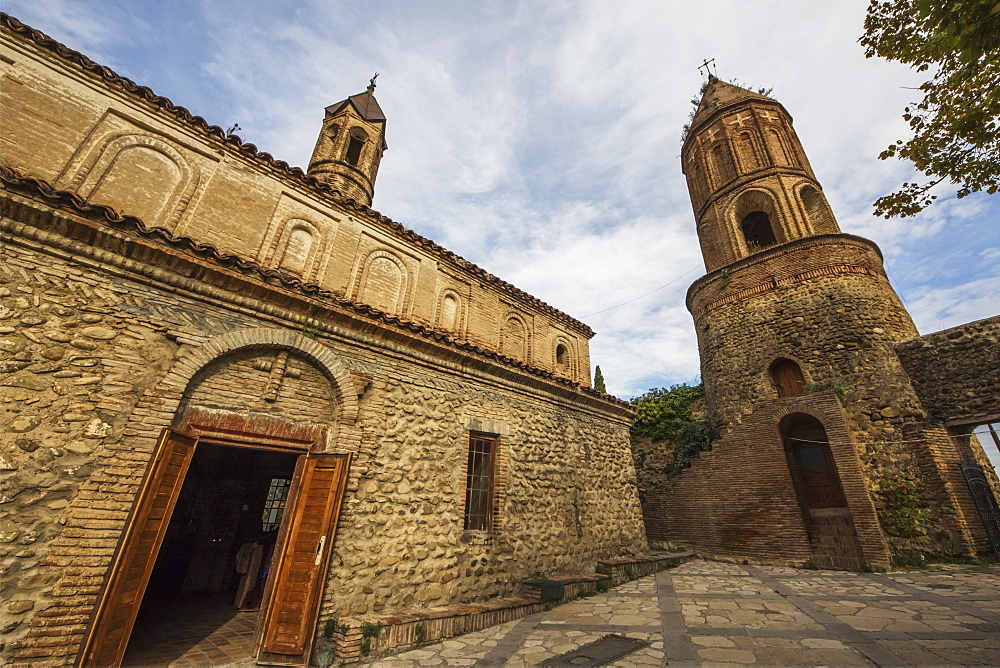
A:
[150,328,360,435]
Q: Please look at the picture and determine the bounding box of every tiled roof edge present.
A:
[0,12,594,338]
[0,164,629,410]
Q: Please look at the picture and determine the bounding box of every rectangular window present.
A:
[464,433,496,532]
[261,477,291,531]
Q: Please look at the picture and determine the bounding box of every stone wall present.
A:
[0,181,646,664]
[0,15,592,383]
[896,315,1000,427]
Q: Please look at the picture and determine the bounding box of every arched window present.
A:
[740,210,777,250]
[555,344,569,375]
[771,358,806,397]
[345,128,366,166]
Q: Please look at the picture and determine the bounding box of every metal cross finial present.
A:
[698,58,717,79]
[369,72,379,89]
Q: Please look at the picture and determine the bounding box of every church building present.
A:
[0,14,647,666]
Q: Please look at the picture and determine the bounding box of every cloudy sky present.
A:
[5,2,998,415]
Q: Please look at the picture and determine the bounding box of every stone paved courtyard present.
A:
[369,559,1000,667]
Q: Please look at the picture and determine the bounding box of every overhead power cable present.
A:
[582,266,699,318]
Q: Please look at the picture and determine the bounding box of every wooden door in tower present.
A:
[782,414,865,570]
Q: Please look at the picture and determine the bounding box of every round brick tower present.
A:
[682,77,920,435]
[307,78,387,206]
[668,78,988,567]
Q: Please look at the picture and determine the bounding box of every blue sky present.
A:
[5,1,999,412]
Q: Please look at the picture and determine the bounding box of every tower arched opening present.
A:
[740,210,777,250]
[345,128,367,166]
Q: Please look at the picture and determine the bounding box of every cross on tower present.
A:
[728,112,753,129]
[758,109,779,123]
[698,58,717,79]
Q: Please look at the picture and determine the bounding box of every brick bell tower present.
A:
[307,75,387,206]
[668,76,987,569]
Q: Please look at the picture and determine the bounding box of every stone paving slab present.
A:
[367,559,1000,667]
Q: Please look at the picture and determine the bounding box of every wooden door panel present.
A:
[78,428,198,667]
[257,453,351,665]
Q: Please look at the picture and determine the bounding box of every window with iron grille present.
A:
[464,433,496,532]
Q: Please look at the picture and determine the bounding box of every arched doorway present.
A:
[781,413,865,570]
[79,343,354,667]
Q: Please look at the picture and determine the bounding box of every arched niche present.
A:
[437,290,462,332]
[735,131,761,173]
[501,315,529,361]
[356,250,408,314]
[271,219,323,279]
[73,134,199,231]
[798,183,838,235]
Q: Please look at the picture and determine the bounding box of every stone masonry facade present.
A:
[0,15,647,666]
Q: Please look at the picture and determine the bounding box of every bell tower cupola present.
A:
[307,75,387,207]
[682,76,839,272]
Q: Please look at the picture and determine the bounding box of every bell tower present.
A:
[682,76,839,272]
[307,76,387,207]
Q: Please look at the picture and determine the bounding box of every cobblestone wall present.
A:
[896,315,1000,427]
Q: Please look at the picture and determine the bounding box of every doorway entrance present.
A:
[79,429,351,668]
[781,414,866,570]
[121,443,298,666]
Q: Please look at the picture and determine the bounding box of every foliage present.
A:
[860,0,1000,217]
[414,621,426,644]
[594,365,607,393]
[631,383,715,474]
[359,621,383,656]
[878,476,929,539]
[804,380,853,398]
[631,384,704,442]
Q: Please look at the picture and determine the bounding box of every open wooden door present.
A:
[255,453,351,666]
[78,428,198,667]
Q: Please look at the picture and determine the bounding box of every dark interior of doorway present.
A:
[122,443,299,667]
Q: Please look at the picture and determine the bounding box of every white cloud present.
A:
[5,0,997,399]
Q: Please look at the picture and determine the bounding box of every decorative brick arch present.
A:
[154,328,360,428]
